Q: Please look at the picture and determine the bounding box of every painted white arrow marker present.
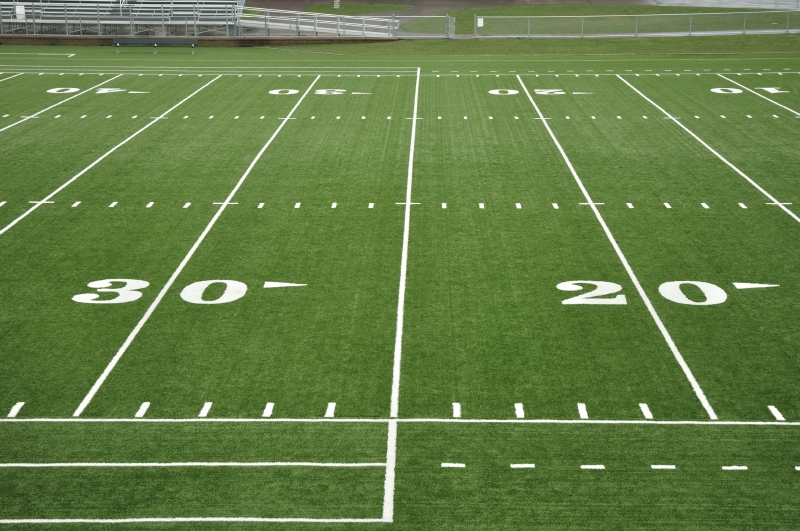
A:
[264,282,307,289]
[733,283,779,290]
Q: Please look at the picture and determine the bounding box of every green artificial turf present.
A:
[303,3,412,16]
[0,36,799,528]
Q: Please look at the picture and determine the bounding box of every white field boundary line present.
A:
[0,53,76,57]
[72,75,321,418]
[0,74,122,134]
[0,461,384,468]
[617,75,800,225]
[383,65,421,524]
[717,74,800,117]
[0,518,385,524]
[0,73,23,83]
[0,75,221,236]
[0,516,383,524]
[516,75,718,421]
[3,417,800,426]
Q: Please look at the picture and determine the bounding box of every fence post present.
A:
[225,4,228,36]
[474,14,477,37]
[743,12,746,34]
[337,15,340,37]
[787,10,791,34]
[296,14,300,36]
[689,14,692,36]
[97,4,100,36]
[162,4,165,36]
[266,9,269,36]
[527,16,530,37]
[194,2,197,37]
[362,17,365,36]
[581,16,584,37]
[64,4,68,35]
[635,15,638,36]
[392,14,395,37]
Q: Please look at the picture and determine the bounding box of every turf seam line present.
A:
[0,75,221,236]
[716,74,800,117]
[616,75,800,226]
[71,75,320,418]
[384,65,421,525]
[516,74,718,421]
[0,73,123,134]
[0,73,23,84]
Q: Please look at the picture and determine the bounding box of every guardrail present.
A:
[474,10,800,38]
[0,1,454,38]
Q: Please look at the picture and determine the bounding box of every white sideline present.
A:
[517,75,718,421]
[72,75,321,418]
[384,65,421,524]
[717,74,800,117]
[0,518,385,524]
[616,75,800,226]
[0,75,221,236]
[0,461,385,468]
[3,417,800,426]
[0,73,23,83]
[0,74,123,133]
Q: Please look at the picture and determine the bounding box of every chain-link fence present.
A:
[475,10,800,38]
[395,15,454,38]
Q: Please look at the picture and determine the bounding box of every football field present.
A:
[0,45,799,529]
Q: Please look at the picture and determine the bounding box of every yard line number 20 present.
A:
[558,280,729,306]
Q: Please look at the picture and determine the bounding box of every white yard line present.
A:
[0,75,221,236]
[72,75,320,418]
[517,75,718,421]
[4,417,800,426]
[383,66,421,525]
[717,74,800,117]
[617,75,800,225]
[0,73,23,83]
[0,74,123,133]
[0,461,384,468]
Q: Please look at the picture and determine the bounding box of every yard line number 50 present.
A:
[558,280,729,306]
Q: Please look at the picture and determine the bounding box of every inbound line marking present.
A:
[517,75,717,420]
[72,75,320,418]
[617,75,800,226]
[0,75,221,236]
[0,74,122,134]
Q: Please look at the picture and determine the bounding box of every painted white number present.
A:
[47,87,80,94]
[269,89,299,95]
[711,88,743,94]
[315,89,347,95]
[96,88,126,94]
[488,89,519,95]
[658,281,727,306]
[557,281,627,305]
[72,279,150,304]
[756,87,789,94]
[180,280,248,305]
[534,89,566,95]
